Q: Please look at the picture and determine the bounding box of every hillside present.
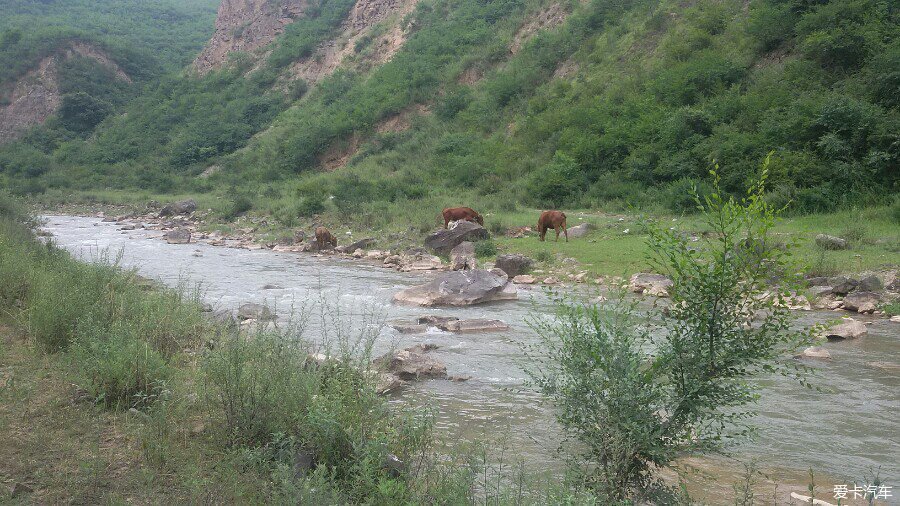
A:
[0,0,897,218]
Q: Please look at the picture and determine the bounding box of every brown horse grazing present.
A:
[315,226,337,249]
[441,207,484,228]
[537,210,568,242]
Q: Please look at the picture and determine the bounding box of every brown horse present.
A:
[537,210,567,242]
[315,226,337,249]
[441,207,484,229]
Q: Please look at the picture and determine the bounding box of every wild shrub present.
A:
[71,322,172,410]
[474,239,497,257]
[201,319,429,503]
[528,168,818,501]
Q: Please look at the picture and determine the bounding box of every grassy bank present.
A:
[33,188,900,281]
[2,191,619,503]
[0,193,459,503]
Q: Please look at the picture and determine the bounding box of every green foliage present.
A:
[71,323,172,409]
[474,239,498,257]
[268,0,358,70]
[527,169,817,501]
[201,324,431,503]
[59,92,115,133]
[2,0,898,216]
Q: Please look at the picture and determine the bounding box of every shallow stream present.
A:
[42,215,899,499]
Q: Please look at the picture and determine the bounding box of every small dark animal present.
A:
[442,207,484,229]
[537,210,567,242]
[315,226,337,249]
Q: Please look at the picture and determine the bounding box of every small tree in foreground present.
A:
[528,166,818,501]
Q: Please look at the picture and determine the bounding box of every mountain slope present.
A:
[0,0,897,216]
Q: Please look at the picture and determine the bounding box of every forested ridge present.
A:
[0,0,897,219]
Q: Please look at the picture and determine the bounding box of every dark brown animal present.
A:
[441,207,484,229]
[315,226,337,249]
[537,210,567,242]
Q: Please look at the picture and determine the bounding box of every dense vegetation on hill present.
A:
[0,0,897,221]
[0,0,219,82]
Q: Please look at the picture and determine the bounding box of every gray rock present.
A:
[374,344,447,380]
[293,230,306,244]
[237,303,275,321]
[375,373,406,395]
[806,276,830,287]
[494,254,533,278]
[388,322,428,334]
[207,309,237,327]
[567,223,596,238]
[424,221,489,255]
[857,275,883,293]
[441,318,509,332]
[416,315,460,326]
[450,241,476,271]
[887,278,900,292]
[841,291,881,313]
[823,319,867,340]
[393,269,517,307]
[828,276,858,296]
[815,234,848,250]
[808,286,834,299]
[796,346,832,360]
[159,199,197,217]
[336,237,376,254]
[629,273,673,297]
[261,284,283,290]
[164,229,191,244]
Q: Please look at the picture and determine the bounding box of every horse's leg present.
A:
[555,226,560,242]
[563,221,568,242]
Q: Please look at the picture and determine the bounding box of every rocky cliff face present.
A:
[193,0,307,73]
[0,42,131,144]
[291,0,418,84]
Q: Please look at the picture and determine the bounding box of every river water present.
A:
[42,215,899,499]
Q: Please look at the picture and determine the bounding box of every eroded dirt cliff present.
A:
[0,42,131,144]
[193,0,308,73]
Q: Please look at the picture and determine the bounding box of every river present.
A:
[42,215,899,501]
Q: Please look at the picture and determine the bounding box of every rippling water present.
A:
[42,215,899,497]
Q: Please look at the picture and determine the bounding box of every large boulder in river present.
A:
[393,269,517,307]
[159,199,197,217]
[374,344,447,381]
[815,234,848,250]
[164,229,191,244]
[822,318,867,340]
[424,221,489,255]
[841,291,881,313]
[450,242,476,271]
[629,273,673,297]
[494,254,533,278]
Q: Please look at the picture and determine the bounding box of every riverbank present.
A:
[37,194,900,318]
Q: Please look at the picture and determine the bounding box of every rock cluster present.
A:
[393,269,517,307]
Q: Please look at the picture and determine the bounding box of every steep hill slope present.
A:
[0,0,897,217]
[0,42,133,143]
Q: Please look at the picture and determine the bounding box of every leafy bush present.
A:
[202,324,431,503]
[474,239,497,257]
[528,170,817,501]
[71,323,172,409]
